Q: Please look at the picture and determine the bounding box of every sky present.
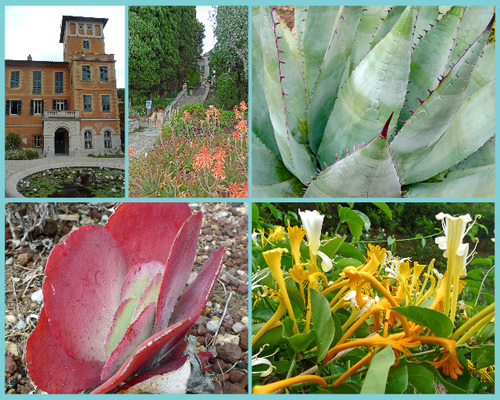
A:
[196,6,215,54]
[5,6,125,88]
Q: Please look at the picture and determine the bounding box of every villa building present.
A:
[5,16,121,156]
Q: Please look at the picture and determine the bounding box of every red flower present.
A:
[26,203,224,393]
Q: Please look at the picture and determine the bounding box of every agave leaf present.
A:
[449,6,495,67]
[252,9,280,157]
[26,308,104,394]
[295,6,307,52]
[318,6,415,164]
[305,115,401,198]
[154,212,202,333]
[404,165,494,198]
[350,6,392,71]
[43,225,128,363]
[392,21,491,184]
[451,137,495,171]
[252,135,305,197]
[467,42,495,97]
[307,6,362,153]
[400,6,463,124]
[412,6,440,48]
[302,6,341,96]
[254,6,316,184]
[101,302,156,381]
[371,6,406,47]
[398,81,494,184]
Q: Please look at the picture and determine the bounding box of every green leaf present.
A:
[310,289,335,361]
[334,257,364,270]
[319,236,346,259]
[360,346,395,394]
[373,202,392,220]
[477,322,494,345]
[318,6,415,164]
[305,135,401,198]
[282,318,315,352]
[406,364,436,393]
[338,243,366,263]
[385,365,408,394]
[252,323,286,349]
[430,365,469,394]
[353,210,371,232]
[392,305,453,337]
[471,344,494,370]
[338,207,366,240]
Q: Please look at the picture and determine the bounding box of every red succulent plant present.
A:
[26,203,225,393]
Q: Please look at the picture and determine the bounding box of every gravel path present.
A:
[5,157,125,198]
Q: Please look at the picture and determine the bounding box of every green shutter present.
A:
[41,100,44,114]
[30,100,34,115]
[17,101,22,115]
[53,100,56,110]
[64,99,68,110]
[6,100,10,115]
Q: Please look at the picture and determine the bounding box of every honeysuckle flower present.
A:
[287,225,306,265]
[344,291,380,319]
[299,209,324,273]
[268,225,286,242]
[418,336,463,380]
[252,290,287,346]
[253,375,327,394]
[26,203,224,394]
[262,248,299,334]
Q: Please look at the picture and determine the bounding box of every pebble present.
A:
[6,257,15,266]
[241,316,248,327]
[216,343,242,364]
[14,320,26,330]
[232,322,246,333]
[217,211,229,218]
[215,334,240,346]
[31,289,43,303]
[5,341,19,357]
[206,320,219,332]
[5,355,17,375]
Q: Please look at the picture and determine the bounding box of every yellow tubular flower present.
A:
[252,292,286,346]
[288,226,306,265]
[268,225,286,242]
[333,352,374,387]
[263,248,299,334]
[418,336,463,380]
[253,375,327,394]
[290,263,308,302]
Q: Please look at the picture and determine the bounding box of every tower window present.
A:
[100,67,108,82]
[102,95,110,112]
[83,40,90,49]
[82,66,91,82]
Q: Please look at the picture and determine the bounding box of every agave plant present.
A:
[252,6,495,197]
[26,203,224,393]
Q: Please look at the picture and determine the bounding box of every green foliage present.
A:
[6,132,22,150]
[252,6,495,198]
[6,149,27,160]
[129,6,204,98]
[209,6,248,110]
[24,149,39,160]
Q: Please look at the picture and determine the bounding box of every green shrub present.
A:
[6,149,27,160]
[6,132,22,150]
[25,150,39,159]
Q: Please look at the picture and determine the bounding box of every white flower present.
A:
[317,250,333,272]
[435,213,473,258]
[299,210,324,255]
[344,291,380,319]
[252,231,260,246]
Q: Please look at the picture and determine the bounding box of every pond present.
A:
[17,167,125,198]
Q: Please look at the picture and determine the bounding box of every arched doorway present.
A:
[54,128,69,155]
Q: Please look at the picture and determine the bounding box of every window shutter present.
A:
[53,100,56,110]
[18,101,22,115]
[64,100,68,110]
[41,100,44,114]
[30,100,34,115]
[5,100,10,115]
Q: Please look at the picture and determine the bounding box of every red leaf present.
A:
[43,225,127,363]
[169,246,225,328]
[91,318,192,394]
[105,203,192,269]
[120,260,165,301]
[154,212,203,333]
[26,308,104,394]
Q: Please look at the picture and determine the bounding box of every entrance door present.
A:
[54,129,69,154]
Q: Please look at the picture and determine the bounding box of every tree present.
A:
[209,6,248,109]
[129,6,204,99]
